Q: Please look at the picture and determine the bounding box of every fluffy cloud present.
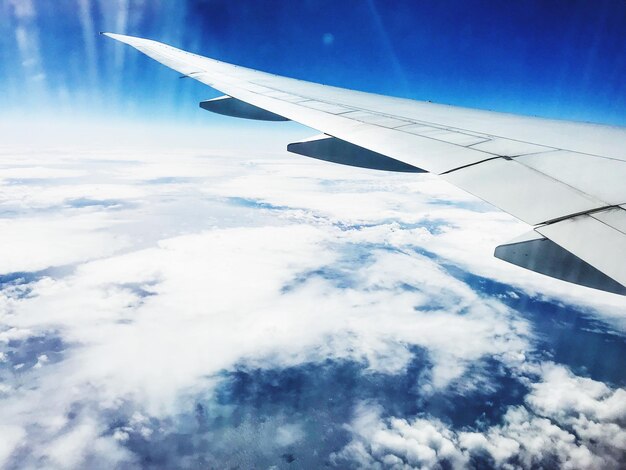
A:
[334,364,626,469]
[332,403,469,468]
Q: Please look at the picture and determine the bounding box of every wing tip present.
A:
[100,32,129,41]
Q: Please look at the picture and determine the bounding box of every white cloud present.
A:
[0,166,86,180]
[332,403,469,469]
[0,214,129,273]
[335,364,626,469]
[275,423,305,447]
[0,425,26,468]
[528,363,626,423]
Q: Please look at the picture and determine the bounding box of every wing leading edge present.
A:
[102,32,626,295]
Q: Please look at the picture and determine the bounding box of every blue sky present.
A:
[2,0,626,125]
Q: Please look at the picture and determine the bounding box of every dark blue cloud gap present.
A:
[0,272,43,288]
[507,296,626,388]
[281,266,356,292]
[425,251,626,387]
[427,199,494,213]
[421,357,530,429]
[226,196,292,211]
[281,243,380,292]
[219,355,527,428]
[0,264,75,290]
[65,197,126,209]
[109,352,527,468]
[117,281,159,299]
[0,332,67,376]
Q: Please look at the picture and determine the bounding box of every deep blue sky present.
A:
[2,0,626,125]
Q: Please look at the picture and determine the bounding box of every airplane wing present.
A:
[102,32,626,296]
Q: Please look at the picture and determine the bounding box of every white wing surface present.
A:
[103,33,626,295]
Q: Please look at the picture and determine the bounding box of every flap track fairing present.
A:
[495,231,626,295]
[200,96,290,121]
[287,134,425,173]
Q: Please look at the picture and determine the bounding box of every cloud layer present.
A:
[0,126,624,468]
